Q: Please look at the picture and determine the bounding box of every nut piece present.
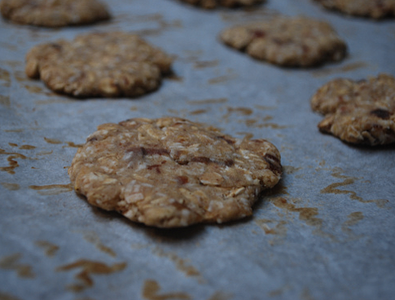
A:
[68,117,282,228]
[311,74,395,146]
[25,32,172,98]
[313,0,395,19]
[220,16,347,67]
[0,0,110,27]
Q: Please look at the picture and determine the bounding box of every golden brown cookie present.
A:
[220,16,347,67]
[68,117,282,228]
[25,32,173,98]
[0,0,110,27]
[311,74,395,146]
[313,0,395,19]
[179,0,263,9]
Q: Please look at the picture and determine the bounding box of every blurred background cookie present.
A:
[220,16,347,67]
[0,0,110,27]
[25,32,173,98]
[311,74,395,145]
[313,0,395,19]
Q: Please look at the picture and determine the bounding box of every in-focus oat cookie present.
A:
[0,0,110,27]
[68,117,282,228]
[179,0,263,9]
[25,32,173,98]
[313,0,395,19]
[220,16,347,67]
[311,74,395,146]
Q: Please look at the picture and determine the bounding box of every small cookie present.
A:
[68,117,282,228]
[25,32,173,98]
[220,16,347,67]
[179,0,263,9]
[311,74,395,146]
[0,0,110,27]
[313,0,395,19]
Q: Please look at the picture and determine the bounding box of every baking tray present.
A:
[0,0,394,299]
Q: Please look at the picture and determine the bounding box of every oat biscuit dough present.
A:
[25,32,173,98]
[314,0,395,19]
[220,16,347,67]
[179,0,263,9]
[0,0,110,27]
[311,74,395,145]
[69,117,282,228]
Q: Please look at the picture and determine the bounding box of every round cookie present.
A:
[179,0,263,9]
[68,117,282,228]
[220,16,347,67]
[311,74,395,146]
[25,32,173,98]
[313,0,395,19]
[0,0,110,27]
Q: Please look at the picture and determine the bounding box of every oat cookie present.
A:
[0,0,110,27]
[25,32,173,98]
[68,117,282,228]
[179,0,263,9]
[311,74,395,145]
[220,16,347,67]
[313,0,395,19]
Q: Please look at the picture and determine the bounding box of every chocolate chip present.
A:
[253,30,266,38]
[176,176,189,185]
[370,109,391,120]
[191,157,211,164]
[264,154,282,174]
[141,147,170,156]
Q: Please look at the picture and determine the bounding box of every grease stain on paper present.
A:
[0,149,28,174]
[208,74,237,85]
[312,61,369,77]
[142,280,191,300]
[44,137,62,144]
[0,68,11,87]
[321,169,388,208]
[1,182,20,190]
[35,241,59,257]
[29,184,73,195]
[153,248,201,281]
[0,291,22,300]
[84,233,116,258]
[63,142,83,148]
[0,95,10,107]
[19,145,36,150]
[193,60,218,69]
[207,291,233,300]
[341,212,364,239]
[188,98,228,105]
[57,259,127,293]
[189,109,208,115]
[0,253,35,278]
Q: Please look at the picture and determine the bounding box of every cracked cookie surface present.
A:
[179,0,263,9]
[68,117,282,228]
[313,0,395,19]
[311,74,395,145]
[220,16,347,67]
[25,32,173,98]
[0,0,110,27]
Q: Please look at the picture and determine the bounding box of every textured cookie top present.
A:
[25,32,173,98]
[220,16,347,67]
[0,0,110,27]
[179,0,263,9]
[68,117,282,228]
[311,74,395,145]
[314,0,395,19]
